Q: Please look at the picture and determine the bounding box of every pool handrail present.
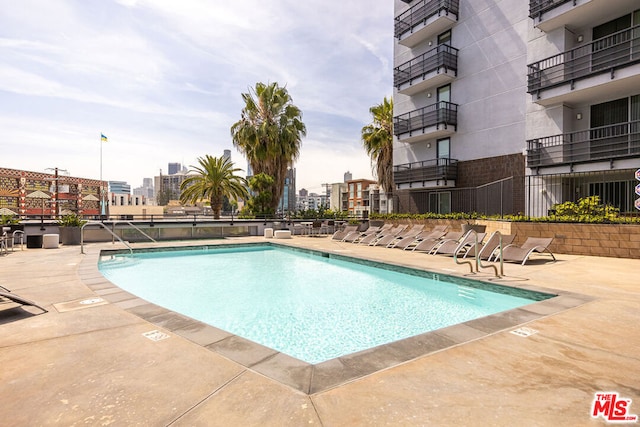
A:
[80,221,133,255]
[453,230,478,274]
[477,231,504,278]
[110,220,157,244]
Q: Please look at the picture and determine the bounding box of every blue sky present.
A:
[0,0,393,193]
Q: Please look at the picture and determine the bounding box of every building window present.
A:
[429,192,451,214]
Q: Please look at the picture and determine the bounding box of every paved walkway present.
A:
[1,236,639,426]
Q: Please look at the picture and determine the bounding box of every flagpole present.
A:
[100,133,104,217]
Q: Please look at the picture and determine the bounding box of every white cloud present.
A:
[0,0,391,191]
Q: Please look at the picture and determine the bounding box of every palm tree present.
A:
[362,97,394,206]
[230,82,306,212]
[180,155,248,219]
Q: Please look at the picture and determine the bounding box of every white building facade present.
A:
[393,0,640,216]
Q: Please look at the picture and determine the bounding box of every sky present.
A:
[0,0,393,194]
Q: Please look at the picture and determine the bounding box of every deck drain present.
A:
[511,327,539,337]
[143,330,170,342]
[79,298,104,305]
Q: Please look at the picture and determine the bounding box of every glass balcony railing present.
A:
[527,25,640,93]
[394,158,458,185]
[395,0,459,39]
[393,101,458,137]
[527,120,640,168]
[394,44,458,88]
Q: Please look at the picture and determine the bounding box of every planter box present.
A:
[60,227,82,245]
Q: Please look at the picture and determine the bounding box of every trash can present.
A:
[26,234,43,249]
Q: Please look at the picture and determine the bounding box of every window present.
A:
[357,183,362,198]
[429,192,451,214]
[437,138,450,166]
[438,30,451,45]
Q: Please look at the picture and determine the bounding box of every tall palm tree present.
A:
[230,82,306,212]
[362,97,394,200]
[180,155,248,219]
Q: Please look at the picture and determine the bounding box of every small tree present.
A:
[247,173,275,217]
[180,155,248,219]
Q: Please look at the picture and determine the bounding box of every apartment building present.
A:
[526,0,640,216]
[393,0,640,216]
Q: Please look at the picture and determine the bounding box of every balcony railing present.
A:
[528,25,640,93]
[395,0,459,39]
[394,44,458,88]
[393,101,458,136]
[528,0,572,19]
[394,158,458,185]
[527,120,640,168]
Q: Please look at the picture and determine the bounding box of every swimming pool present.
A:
[98,244,554,364]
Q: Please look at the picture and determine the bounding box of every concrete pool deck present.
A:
[1,236,639,425]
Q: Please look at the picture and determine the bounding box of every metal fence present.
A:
[394,177,515,217]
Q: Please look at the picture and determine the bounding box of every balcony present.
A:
[395,44,458,95]
[527,120,640,168]
[527,25,640,105]
[394,101,458,143]
[529,0,572,20]
[394,158,458,188]
[529,0,638,33]
[395,0,459,48]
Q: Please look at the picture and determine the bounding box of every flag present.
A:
[101,133,108,142]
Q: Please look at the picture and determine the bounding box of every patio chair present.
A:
[373,224,424,247]
[409,231,463,252]
[332,224,358,241]
[463,232,516,260]
[0,288,48,313]
[390,225,448,249]
[343,223,390,243]
[360,225,407,245]
[501,237,556,265]
[432,231,486,256]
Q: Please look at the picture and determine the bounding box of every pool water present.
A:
[99,245,550,364]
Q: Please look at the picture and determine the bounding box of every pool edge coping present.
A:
[81,241,595,395]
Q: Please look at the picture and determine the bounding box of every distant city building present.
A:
[108,181,131,194]
[223,150,231,162]
[346,178,377,217]
[296,193,328,211]
[108,192,162,219]
[329,182,347,211]
[168,162,181,175]
[154,172,187,203]
[343,171,352,182]
[133,177,154,200]
[0,167,104,217]
[299,188,308,197]
[278,167,296,213]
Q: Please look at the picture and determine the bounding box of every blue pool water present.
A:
[98,245,550,364]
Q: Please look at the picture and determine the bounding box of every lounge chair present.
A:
[433,231,486,256]
[390,225,448,249]
[409,231,463,252]
[370,224,421,246]
[0,288,48,313]
[345,223,392,243]
[331,224,358,241]
[501,237,556,265]
[463,232,516,260]
[360,225,407,245]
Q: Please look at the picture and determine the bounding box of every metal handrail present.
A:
[81,221,133,255]
[110,220,156,244]
[477,231,504,278]
[453,230,478,274]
